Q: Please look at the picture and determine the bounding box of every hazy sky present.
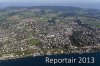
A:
[0,0,100,4]
[0,0,100,9]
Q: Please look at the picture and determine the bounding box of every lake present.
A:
[0,52,100,66]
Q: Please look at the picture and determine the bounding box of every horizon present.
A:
[0,0,100,9]
[0,0,100,3]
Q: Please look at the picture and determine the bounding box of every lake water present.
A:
[0,52,100,66]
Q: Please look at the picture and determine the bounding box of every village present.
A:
[0,7,100,60]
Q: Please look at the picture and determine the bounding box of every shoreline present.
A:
[0,51,100,61]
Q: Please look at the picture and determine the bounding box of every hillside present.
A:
[0,6,100,60]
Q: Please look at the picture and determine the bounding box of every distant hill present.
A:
[0,2,34,8]
[0,2,100,10]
